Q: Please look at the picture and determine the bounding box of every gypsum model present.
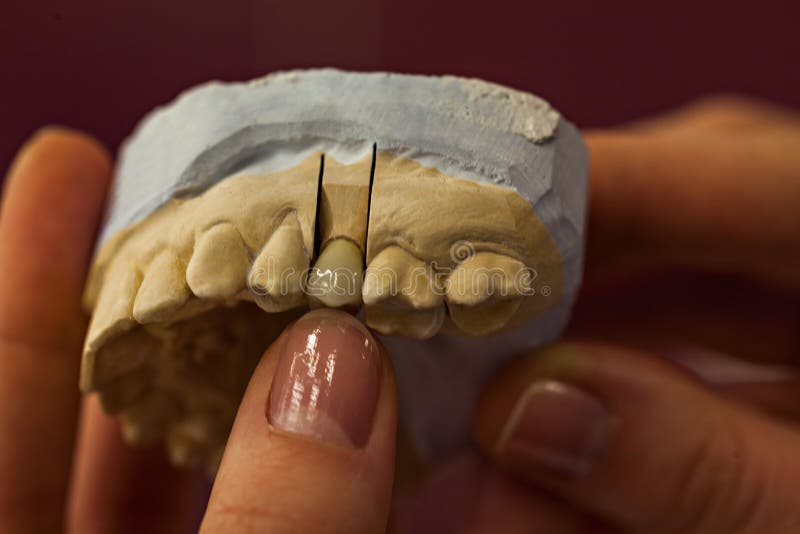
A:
[81,69,588,470]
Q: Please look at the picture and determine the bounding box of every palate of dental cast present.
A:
[80,69,588,468]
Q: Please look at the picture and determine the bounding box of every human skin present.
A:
[0,96,798,533]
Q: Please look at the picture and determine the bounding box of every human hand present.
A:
[0,130,398,533]
[470,97,800,533]
[3,96,797,534]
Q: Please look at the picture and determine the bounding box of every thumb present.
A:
[201,309,397,533]
[474,343,800,533]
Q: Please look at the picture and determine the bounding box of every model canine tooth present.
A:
[307,238,364,309]
[363,246,445,339]
[446,252,530,335]
[248,211,309,312]
[133,249,190,323]
[186,223,250,299]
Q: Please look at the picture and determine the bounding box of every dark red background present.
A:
[2,0,799,177]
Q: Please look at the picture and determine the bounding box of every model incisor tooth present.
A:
[81,69,588,469]
[307,238,364,309]
[307,154,372,309]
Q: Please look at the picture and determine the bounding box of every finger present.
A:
[474,343,800,533]
[469,468,607,534]
[569,270,800,365]
[0,128,111,532]
[623,95,800,134]
[67,396,210,534]
[585,127,800,290]
[717,379,800,423]
[393,452,600,534]
[201,309,397,534]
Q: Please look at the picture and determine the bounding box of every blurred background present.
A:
[2,0,800,179]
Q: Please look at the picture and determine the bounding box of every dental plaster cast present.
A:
[81,69,588,470]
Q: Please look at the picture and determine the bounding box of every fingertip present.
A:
[474,341,800,532]
[203,310,397,533]
[13,125,113,181]
[1,126,114,341]
[473,343,594,462]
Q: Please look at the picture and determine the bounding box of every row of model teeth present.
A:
[128,229,528,341]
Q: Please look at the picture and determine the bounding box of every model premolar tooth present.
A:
[133,250,190,323]
[363,246,445,339]
[249,212,309,312]
[307,238,364,309]
[186,223,250,299]
[446,252,529,335]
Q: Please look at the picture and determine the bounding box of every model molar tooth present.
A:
[120,391,181,446]
[186,223,250,299]
[248,211,309,312]
[445,252,530,335]
[363,246,445,339]
[133,249,190,323]
[307,238,364,309]
[166,412,223,469]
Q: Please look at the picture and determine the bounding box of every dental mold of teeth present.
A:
[81,69,588,470]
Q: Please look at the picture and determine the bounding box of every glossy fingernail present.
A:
[496,380,614,476]
[268,309,381,447]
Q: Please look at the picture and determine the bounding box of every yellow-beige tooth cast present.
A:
[307,238,364,309]
[249,212,309,312]
[186,223,250,300]
[166,413,219,469]
[81,261,143,390]
[133,250,191,323]
[445,252,529,335]
[120,391,181,446]
[363,246,445,339]
[308,154,372,308]
[98,365,154,414]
